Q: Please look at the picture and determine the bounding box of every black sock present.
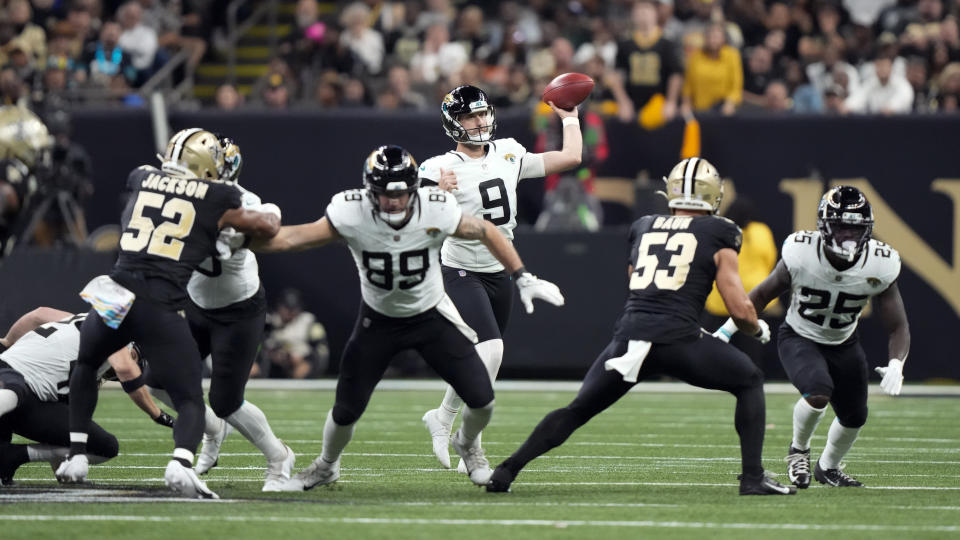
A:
[175,457,192,468]
[69,442,87,457]
[735,385,766,477]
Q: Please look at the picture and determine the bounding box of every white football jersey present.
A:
[187,186,262,309]
[326,186,462,317]
[419,138,543,272]
[782,231,901,345]
[0,313,110,402]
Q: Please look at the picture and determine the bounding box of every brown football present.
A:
[542,72,595,110]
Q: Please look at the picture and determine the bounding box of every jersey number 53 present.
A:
[629,232,698,291]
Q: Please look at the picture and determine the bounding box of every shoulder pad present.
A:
[418,154,458,179]
[326,189,367,230]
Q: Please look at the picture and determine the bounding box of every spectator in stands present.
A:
[65,5,99,60]
[0,67,27,106]
[612,0,683,128]
[763,80,791,112]
[76,21,137,91]
[906,55,935,112]
[682,23,743,115]
[375,85,400,110]
[117,2,158,84]
[846,55,914,114]
[8,0,46,66]
[259,289,329,379]
[340,76,369,107]
[783,59,823,113]
[214,83,243,110]
[311,70,342,109]
[385,65,426,110]
[455,5,491,62]
[743,45,779,108]
[339,1,384,75]
[573,19,616,69]
[278,0,324,72]
[415,0,456,34]
[5,40,36,89]
[807,41,861,97]
[409,22,467,84]
[935,62,960,112]
[138,0,206,70]
[823,83,848,114]
[259,73,291,110]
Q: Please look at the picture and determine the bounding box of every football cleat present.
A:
[485,465,515,493]
[277,456,340,491]
[456,458,468,474]
[421,408,452,469]
[738,471,798,495]
[262,443,296,492]
[785,446,811,489]
[164,460,219,499]
[451,430,492,486]
[196,419,232,475]
[55,454,89,484]
[814,461,864,487]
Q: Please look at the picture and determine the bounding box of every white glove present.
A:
[55,454,89,484]
[255,202,282,219]
[515,272,565,314]
[875,359,904,396]
[215,227,247,259]
[753,320,771,344]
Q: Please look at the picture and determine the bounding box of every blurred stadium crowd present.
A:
[1,0,958,115]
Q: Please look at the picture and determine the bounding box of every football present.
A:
[542,72,595,110]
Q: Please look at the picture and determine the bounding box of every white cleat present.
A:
[55,454,89,484]
[421,409,452,469]
[451,430,492,486]
[196,419,232,475]
[262,444,296,492]
[164,460,219,499]
[277,456,340,491]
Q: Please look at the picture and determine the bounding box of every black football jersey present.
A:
[615,214,742,343]
[111,166,242,309]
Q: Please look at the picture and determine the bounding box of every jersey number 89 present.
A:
[362,249,429,291]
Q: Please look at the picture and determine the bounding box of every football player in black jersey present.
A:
[55,129,280,499]
[487,157,796,496]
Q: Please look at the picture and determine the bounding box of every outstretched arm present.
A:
[540,102,584,175]
[1,307,73,349]
[219,207,281,239]
[251,217,340,253]
[106,348,172,426]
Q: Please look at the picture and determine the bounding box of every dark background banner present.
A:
[2,111,957,381]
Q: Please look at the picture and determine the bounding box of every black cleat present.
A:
[785,446,811,489]
[0,444,19,486]
[485,465,515,493]
[814,461,864,487]
[739,471,798,495]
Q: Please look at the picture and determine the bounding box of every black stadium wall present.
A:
[1,109,957,381]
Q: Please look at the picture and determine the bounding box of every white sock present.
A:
[0,388,18,416]
[27,444,68,463]
[792,398,826,451]
[459,400,494,443]
[320,410,354,464]
[204,406,223,437]
[226,401,286,463]
[436,339,504,427]
[819,418,860,470]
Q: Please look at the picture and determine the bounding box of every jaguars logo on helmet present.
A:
[660,157,724,214]
[160,128,225,180]
[440,85,497,145]
[817,185,874,262]
[220,136,243,183]
[363,145,420,228]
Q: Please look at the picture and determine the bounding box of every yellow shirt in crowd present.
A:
[705,221,778,316]
[683,45,743,111]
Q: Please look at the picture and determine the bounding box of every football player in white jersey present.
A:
[714,186,910,488]
[417,85,582,471]
[147,137,295,492]
[0,308,173,484]
[253,145,564,490]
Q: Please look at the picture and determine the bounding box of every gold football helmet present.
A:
[660,157,723,214]
[161,128,224,180]
[0,105,53,170]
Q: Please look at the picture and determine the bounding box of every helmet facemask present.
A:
[362,145,420,228]
[441,86,497,145]
[817,186,874,262]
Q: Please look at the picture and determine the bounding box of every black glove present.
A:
[153,411,175,428]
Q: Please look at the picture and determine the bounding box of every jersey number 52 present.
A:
[629,232,698,291]
[119,192,197,261]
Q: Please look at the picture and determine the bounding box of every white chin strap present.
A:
[829,239,859,262]
[379,210,409,226]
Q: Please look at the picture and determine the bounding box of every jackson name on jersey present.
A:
[418,138,543,272]
[0,313,111,402]
[782,231,901,345]
[326,186,463,318]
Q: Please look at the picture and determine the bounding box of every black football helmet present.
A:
[363,145,420,227]
[817,185,874,262]
[441,85,496,145]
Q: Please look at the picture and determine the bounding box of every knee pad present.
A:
[331,403,361,426]
[804,394,831,410]
[837,405,868,429]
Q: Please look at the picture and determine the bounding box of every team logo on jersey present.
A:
[867,277,882,288]
[425,227,443,237]
[504,153,516,164]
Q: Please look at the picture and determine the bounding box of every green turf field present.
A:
[2,386,958,539]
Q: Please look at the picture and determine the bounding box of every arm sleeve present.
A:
[519,153,546,180]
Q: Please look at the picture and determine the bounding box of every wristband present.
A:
[718,318,739,339]
[511,267,528,281]
[562,117,580,127]
[121,373,145,393]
